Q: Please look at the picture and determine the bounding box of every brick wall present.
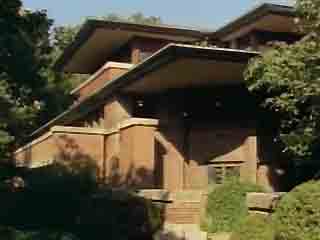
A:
[165,201,201,224]
[15,119,159,189]
[14,126,106,170]
[71,62,132,102]
[138,190,205,225]
[131,37,172,64]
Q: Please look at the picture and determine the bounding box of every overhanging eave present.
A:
[32,44,259,137]
[54,20,205,74]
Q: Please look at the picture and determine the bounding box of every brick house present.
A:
[15,3,300,194]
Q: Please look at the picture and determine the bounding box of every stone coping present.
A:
[15,118,159,155]
[246,192,286,211]
[14,126,118,154]
[207,232,231,240]
[51,126,118,135]
[15,131,53,154]
[70,61,133,94]
[119,118,159,130]
[137,189,205,202]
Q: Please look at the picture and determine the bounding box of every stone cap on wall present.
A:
[119,118,159,130]
[137,189,205,203]
[246,192,286,213]
[14,125,118,155]
[15,118,159,156]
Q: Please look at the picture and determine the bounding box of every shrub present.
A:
[0,226,78,240]
[230,214,274,240]
[0,159,163,240]
[77,190,163,240]
[203,178,264,233]
[273,180,320,240]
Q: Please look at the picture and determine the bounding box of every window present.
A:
[207,164,241,184]
[139,51,153,62]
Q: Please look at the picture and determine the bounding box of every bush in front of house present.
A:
[76,190,163,240]
[0,158,163,240]
[230,214,274,240]
[203,178,264,233]
[273,180,320,240]
[0,226,78,240]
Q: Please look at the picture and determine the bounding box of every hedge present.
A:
[273,180,320,240]
[203,178,264,233]
[230,214,274,240]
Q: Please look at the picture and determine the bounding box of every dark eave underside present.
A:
[54,20,206,72]
[211,3,295,39]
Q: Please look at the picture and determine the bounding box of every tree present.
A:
[245,0,320,163]
[296,0,320,35]
[0,0,52,160]
[0,1,77,161]
[95,12,162,25]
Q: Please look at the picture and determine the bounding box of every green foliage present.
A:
[93,12,162,25]
[78,191,163,240]
[0,0,74,160]
[0,227,78,240]
[296,0,320,35]
[0,0,50,158]
[245,0,320,163]
[203,178,264,233]
[230,214,274,240]
[245,37,320,160]
[0,159,163,240]
[25,157,98,194]
[273,180,320,240]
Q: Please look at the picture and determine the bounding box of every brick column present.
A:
[119,118,159,188]
[240,135,258,184]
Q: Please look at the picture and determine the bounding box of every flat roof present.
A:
[55,20,205,74]
[32,44,258,137]
[55,4,296,74]
[211,3,296,41]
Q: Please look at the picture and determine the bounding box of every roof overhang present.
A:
[210,3,297,41]
[55,20,204,74]
[122,45,258,94]
[32,44,258,137]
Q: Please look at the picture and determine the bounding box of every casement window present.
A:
[207,162,242,184]
[139,51,153,62]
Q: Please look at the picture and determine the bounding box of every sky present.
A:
[22,0,291,30]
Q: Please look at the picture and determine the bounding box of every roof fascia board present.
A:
[173,44,259,63]
[92,20,204,38]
